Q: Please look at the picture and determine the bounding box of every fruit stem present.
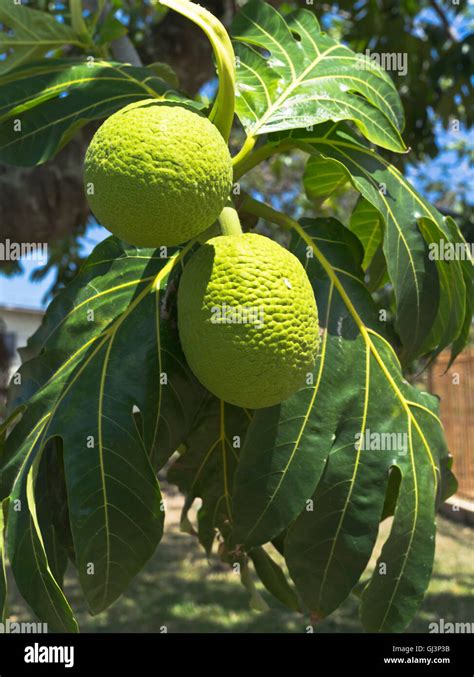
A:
[218,200,243,237]
[156,0,236,141]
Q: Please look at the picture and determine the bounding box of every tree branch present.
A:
[110,35,143,66]
[429,0,457,41]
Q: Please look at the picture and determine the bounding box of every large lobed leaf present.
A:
[1,238,204,628]
[0,0,468,633]
[297,123,470,363]
[231,0,405,151]
[232,217,456,631]
[0,57,192,166]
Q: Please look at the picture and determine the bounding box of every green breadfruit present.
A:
[177,233,320,409]
[84,100,233,247]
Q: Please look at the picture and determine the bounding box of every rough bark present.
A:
[0,128,92,248]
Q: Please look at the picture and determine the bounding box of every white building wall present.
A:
[0,306,44,378]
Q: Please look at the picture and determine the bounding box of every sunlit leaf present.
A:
[304,154,348,201]
[348,197,383,270]
[278,218,455,632]
[1,237,204,618]
[231,0,406,151]
[0,0,83,73]
[232,369,335,548]
[0,58,194,165]
[283,122,469,362]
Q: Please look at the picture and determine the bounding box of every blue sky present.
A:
[0,223,108,310]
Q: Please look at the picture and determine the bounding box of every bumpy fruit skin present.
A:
[84,100,233,247]
[178,233,320,409]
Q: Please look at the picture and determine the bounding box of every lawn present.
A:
[6,484,474,633]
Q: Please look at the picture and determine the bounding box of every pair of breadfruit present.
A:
[84,100,320,408]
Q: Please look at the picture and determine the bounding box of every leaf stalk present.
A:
[156,0,236,141]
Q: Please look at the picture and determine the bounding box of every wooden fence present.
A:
[428,348,474,503]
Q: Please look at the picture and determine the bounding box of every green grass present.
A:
[6,488,474,633]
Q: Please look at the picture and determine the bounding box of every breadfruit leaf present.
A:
[297,123,470,362]
[7,443,78,632]
[0,0,84,74]
[280,218,456,632]
[35,439,73,585]
[248,546,301,613]
[348,197,384,271]
[0,238,204,620]
[231,0,406,151]
[0,57,198,166]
